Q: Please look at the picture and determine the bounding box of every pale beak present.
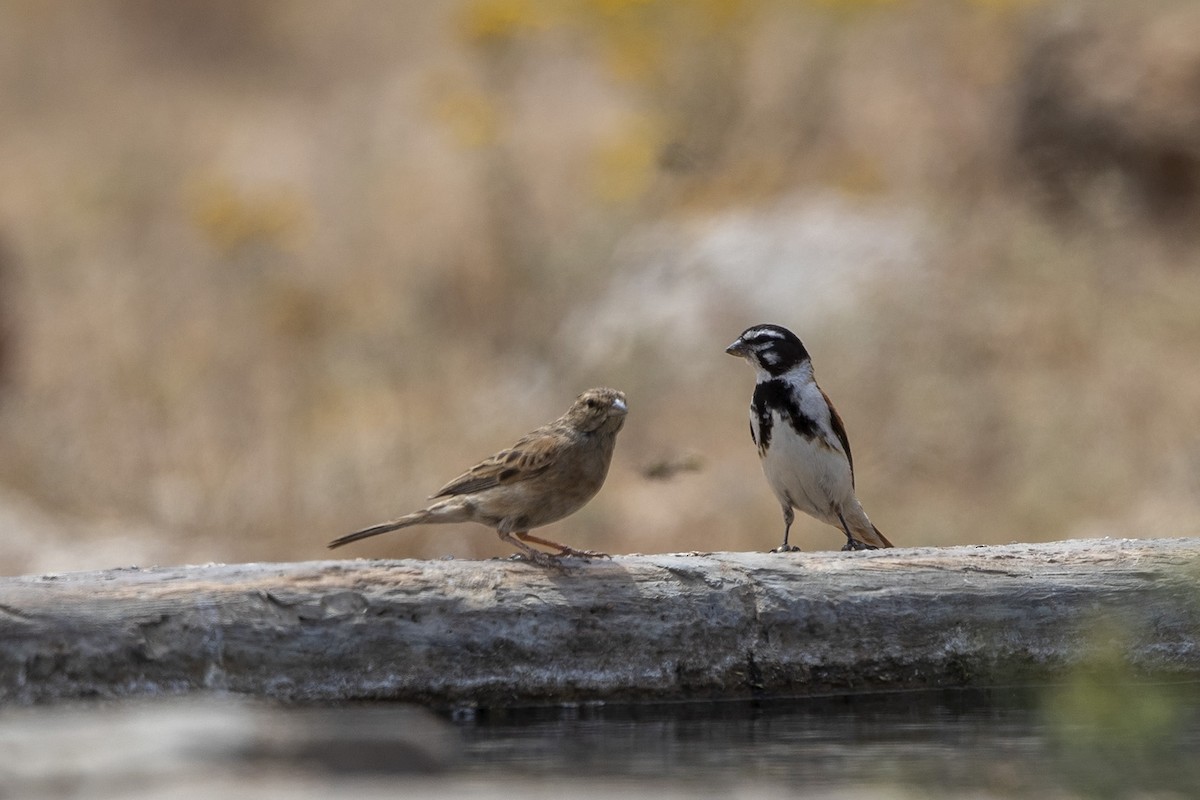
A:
[612,398,628,415]
[725,339,748,357]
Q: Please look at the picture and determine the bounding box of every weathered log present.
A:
[1,538,1198,705]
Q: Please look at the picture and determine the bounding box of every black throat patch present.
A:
[751,378,821,454]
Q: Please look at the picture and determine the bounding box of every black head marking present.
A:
[732,324,811,377]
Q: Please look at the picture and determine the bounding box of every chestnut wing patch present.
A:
[821,388,855,485]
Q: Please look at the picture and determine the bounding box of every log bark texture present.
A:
[2,538,1199,706]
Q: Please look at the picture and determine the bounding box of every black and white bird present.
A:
[726,324,893,552]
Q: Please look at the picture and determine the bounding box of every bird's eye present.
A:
[586,398,597,408]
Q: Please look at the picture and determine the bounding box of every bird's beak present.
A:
[725,339,748,357]
[612,398,628,415]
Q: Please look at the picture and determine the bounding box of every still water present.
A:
[4,685,1199,798]
[451,687,1200,798]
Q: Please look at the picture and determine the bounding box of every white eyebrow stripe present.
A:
[746,328,784,341]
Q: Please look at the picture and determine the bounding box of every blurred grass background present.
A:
[1,0,1199,574]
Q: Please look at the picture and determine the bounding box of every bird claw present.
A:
[841,539,877,551]
[507,551,562,568]
[770,545,802,553]
[558,547,612,560]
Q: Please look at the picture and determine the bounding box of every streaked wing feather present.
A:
[432,427,563,497]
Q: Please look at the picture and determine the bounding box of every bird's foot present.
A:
[558,546,612,560]
[508,550,563,568]
[513,532,609,561]
[770,544,802,553]
[841,539,877,552]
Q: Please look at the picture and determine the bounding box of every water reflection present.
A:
[453,687,1200,797]
[3,687,1197,797]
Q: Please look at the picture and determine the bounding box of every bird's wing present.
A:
[432,426,564,497]
[821,388,855,484]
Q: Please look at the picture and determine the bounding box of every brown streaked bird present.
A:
[328,387,628,566]
[726,324,893,552]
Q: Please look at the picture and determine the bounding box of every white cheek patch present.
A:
[761,351,779,366]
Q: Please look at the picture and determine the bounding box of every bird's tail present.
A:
[859,522,894,549]
[838,503,894,549]
[327,511,431,549]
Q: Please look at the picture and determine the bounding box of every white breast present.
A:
[755,376,855,525]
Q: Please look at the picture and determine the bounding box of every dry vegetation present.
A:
[0,0,1198,574]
